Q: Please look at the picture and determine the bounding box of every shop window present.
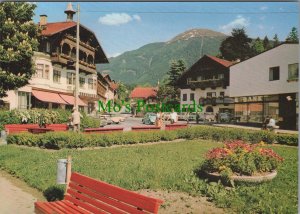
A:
[182,94,187,101]
[190,93,195,101]
[263,102,279,121]
[288,63,298,81]
[18,92,31,109]
[248,103,263,123]
[53,70,61,83]
[234,104,248,122]
[269,66,280,81]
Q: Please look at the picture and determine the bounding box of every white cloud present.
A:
[108,52,122,58]
[99,13,141,26]
[133,15,141,22]
[220,15,250,34]
[260,6,268,11]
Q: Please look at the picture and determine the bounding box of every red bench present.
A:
[84,127,124,134]
[35,172,163,214]
[165,123,188,130]
[131,126,161,131]
[4,124,68,134]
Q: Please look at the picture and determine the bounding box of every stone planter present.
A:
[204,170,277,184]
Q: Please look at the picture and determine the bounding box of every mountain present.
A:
[98,29,227,85]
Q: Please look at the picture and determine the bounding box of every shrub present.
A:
[201,140,284,177]
[7,126,298,149]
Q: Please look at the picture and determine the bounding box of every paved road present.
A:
[0,175,36,214]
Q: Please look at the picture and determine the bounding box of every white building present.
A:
[230,43,299,130]
[177,55,235,115]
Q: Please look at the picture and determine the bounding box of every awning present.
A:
[59,94,87,106]
[32,90,67,104]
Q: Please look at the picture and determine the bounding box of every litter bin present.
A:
[1,130,7,145]
[56,159,68,184]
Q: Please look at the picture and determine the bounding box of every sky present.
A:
[33,2,299,58]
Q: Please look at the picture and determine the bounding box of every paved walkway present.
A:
[212,124,298,135]
[0,174,37,214]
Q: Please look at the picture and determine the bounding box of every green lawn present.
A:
[0,140,297,213]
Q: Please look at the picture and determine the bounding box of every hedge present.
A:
[0,109,100,130]
[7,126,298,149]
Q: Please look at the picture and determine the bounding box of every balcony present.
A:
[64,35,96,53]
[51,53,96,74]
[188,79,227,90]
[199,96,234,106]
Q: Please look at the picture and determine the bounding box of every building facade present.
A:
[230,43,299,130]
[177,55,234,114]
[2,4,108,113]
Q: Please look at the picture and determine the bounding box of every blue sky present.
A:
[33,2,299,58]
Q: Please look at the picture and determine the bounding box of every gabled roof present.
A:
[130,87,157,99]
[41,21,76,36]
[206,55,234,67]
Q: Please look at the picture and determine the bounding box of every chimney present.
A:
[39,14,47,26]
[64,3,76,22]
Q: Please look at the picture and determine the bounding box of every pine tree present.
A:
[220,28,252,61]
[286,27,299,43]
[273,34,280,47]
[167,59,186,88]
[0,2,39,97]
[252,37,265,55]
[263,36,272,50]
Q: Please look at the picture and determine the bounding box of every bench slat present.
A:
[65,194,105,214]
[62,200,91,214]
[68,188,127,214]
[56,201,88,214]
[69,182,146,214]
[70,173,162,213]
[37,201,65,214]
[35,202,55,214]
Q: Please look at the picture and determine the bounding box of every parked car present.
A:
[110,113,125,124]
[142,113,157,125]
[177,112,188,121]
[188,112,197,121]
[219,112,234,123]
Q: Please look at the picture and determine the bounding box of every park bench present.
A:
[84,127,124,134]
[4,124,68,134]
[165,123,188,130]
[35,172,164,214]
[131,126,161,131]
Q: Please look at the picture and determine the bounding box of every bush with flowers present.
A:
[201,140,284,181]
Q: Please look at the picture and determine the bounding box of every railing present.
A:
[65,35,96,52]
[188,79,227,89]
[51,53,96,74]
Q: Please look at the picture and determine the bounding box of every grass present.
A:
[0,140,297,213]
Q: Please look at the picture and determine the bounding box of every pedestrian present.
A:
[72,107,83,132]
[262,116,270,130]
[267,116,276,131]
[170,108,178,124]
[196,111,200,124]
[215,112,219,123]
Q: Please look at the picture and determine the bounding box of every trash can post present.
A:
[66,156,72,186]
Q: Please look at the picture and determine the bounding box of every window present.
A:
[218,74,224,79]
[80,77,85,88]
[35,64,49,79]
[269,66,280,81]
[288,63,298,80]
[220,92,225,97]
[67,72,75,85]
[190,93,195,101]
[207,92,216,98]
[18,91,31,109]
[53,70,61,83]
[182,94,187,101]
[88,78,94,89]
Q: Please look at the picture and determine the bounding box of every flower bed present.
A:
[200,140,284,185]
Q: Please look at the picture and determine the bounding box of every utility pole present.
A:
[75,3,80,110]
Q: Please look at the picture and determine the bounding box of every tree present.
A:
[273,34,280,47]
[167,59,186,88]
[0,2,39,97]
[220,28,252,61]
[263,36,272,50]
[286,27,299,43]
[252,37,265,55]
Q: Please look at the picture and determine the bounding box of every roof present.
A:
[110,82,118,91]
[41,21,77,36]
[206,55,234,67]
[130,87,157,99]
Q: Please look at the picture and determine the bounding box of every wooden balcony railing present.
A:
[188,79,227,89]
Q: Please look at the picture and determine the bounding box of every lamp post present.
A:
[75,3,80,111]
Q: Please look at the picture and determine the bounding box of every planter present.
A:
[204,170,277,183]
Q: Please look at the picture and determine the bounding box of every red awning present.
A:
[32,90,67,104]
[59,94,87,106]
